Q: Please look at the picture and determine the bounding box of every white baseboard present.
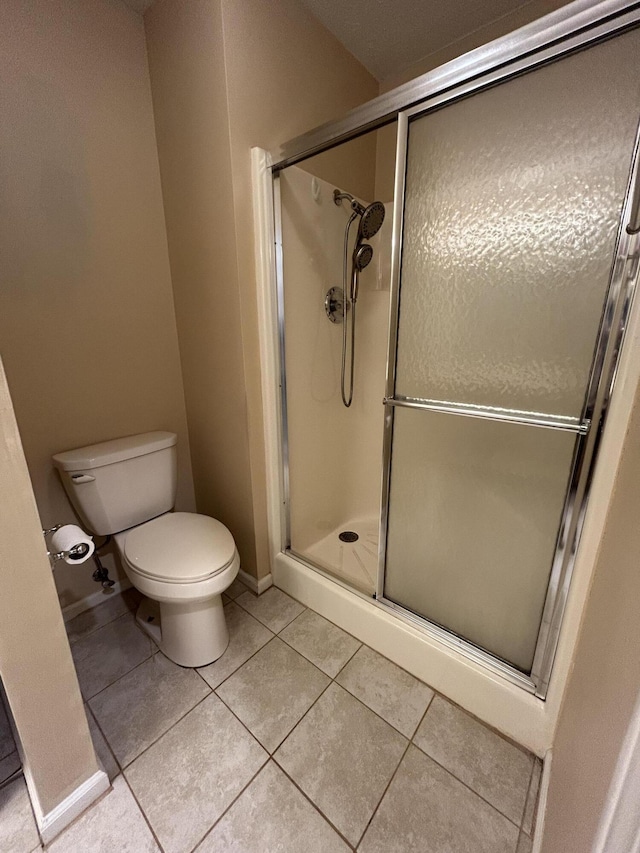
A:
[532,749,552,853]
[30,769,110,844]
[238,568,272,595]
[62,578,132,623]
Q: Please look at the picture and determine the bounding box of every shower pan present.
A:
[255,0,640,719]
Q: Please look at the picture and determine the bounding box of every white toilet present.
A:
[52,431,240,667]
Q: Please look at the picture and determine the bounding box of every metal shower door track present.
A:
[271,1,640,171]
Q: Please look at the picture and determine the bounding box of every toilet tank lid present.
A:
[52,431,177,471]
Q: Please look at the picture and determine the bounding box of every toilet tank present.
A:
[52,431,178,536]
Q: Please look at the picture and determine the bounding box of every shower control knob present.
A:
[325,286,345,324]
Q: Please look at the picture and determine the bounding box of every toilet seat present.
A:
[123,512,237,583]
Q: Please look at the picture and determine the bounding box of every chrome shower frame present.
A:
[270,0,640,700]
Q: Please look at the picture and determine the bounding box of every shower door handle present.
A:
[627,159,640,234]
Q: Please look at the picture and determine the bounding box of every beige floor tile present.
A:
[359,745,519,853]
[336,645,434,737]
[0,699,16,760]
[523,758,542,836]
[0,750,21,785]
[90,652,210,766]
[216,638,329,752]
[47,775,159,853]
[279,610,361,677]
[224,578,248,600]
[86,706,119,782]
[235,587,304,633]
[274,683,407,846]
[194,761,349,852]
[65,588,141,645]
[197,602,273,689]
[414,695,533,825]
[0,776,40,853]
[125,693,267,853]
[517,832,533,853]
[71,613,155,700]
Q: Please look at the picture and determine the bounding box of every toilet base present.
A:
[136,594,230,668]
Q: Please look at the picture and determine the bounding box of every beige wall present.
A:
[144,0,378,578]
[541,378,640,852]
[0,359,99,817]
[0,0,195,609]
[144,0,257,575]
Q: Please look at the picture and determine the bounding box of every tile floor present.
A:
[1,583,541,852]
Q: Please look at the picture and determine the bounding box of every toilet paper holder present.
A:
[42,524,92,563]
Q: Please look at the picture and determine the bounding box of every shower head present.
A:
[336,188,385,308]
[354,243,373,271]
[334,189,385,240]
[358,201,385,240]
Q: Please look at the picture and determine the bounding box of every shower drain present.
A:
[339,531,359,543]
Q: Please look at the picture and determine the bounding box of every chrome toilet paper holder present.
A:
[42,524,92,562]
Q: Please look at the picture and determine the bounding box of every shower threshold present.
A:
[304,517,378,595]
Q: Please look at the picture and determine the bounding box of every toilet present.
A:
[52,431,240,667]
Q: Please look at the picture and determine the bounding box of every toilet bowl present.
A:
[53,431,240,668]
[114,512,239,666]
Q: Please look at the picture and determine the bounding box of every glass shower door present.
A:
[382,30,640,678]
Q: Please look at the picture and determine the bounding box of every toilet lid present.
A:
[124,512,237,583]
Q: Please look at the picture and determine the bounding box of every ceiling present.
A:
[298,0,534,81]
[120,0,539,82]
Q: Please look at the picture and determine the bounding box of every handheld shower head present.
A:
[354,243,373,271]
[350,243,373,304]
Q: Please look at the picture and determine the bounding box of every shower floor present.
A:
[305,517,379,594]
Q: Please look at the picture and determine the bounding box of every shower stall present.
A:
[254,0,640,720]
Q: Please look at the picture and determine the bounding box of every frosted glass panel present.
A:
[384,408,577,672]
[396,31,640,418]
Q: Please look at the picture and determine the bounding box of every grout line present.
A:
[121,771,166,853]
[525,758,543,839]
[75,613,157,702]
[275,622,362,679]
[409,736,528,830]
[355,736,413,849]
[183,757,270,853]
[205,631,277,693]
[353,693,435,849]
[270,758,357,851]
[118,689,214,772]
[232,591,305,634]
[269,678,336,758]
[520,760,537,829]
[211,687,277,754]
[85,704,120,780]
[85,648,161,705]
[329,670,424,741]
[213,643,334,757]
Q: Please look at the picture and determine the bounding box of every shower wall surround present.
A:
[279,165,391,590]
